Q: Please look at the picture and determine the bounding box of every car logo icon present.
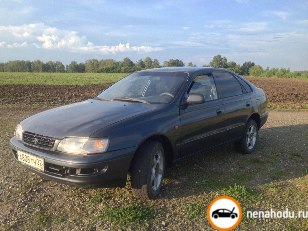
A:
[212,207,238,219]
[207,196,242,231]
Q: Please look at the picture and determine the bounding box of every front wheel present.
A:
[235,119,259,154]
[131,141,165,200]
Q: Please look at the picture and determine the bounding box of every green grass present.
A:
[270,170,288,180]
[97,203,155,227]
[35,213,49,227]
[223,184,262,202]
[89,191,111,204]
[185,203,205,219]
[245,158,265,165]
[234,173,253,184]
[0,72,126,85]
[268,103,308,110]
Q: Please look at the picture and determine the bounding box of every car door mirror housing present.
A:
[187,93,204,105]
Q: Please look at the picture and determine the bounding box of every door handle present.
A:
[246,102,251,107]
[216,109,222,115]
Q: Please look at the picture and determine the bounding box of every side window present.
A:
[213,71,243,98]
[189,75,218,102]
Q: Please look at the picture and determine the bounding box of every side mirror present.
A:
[187,93,204,105]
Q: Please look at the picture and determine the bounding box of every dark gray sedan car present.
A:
[10,67,268,199]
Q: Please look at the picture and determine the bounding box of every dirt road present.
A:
[1,107,307,230]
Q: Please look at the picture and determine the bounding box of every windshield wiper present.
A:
[112,97,149,104]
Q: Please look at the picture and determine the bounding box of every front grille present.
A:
[22,131,56,150]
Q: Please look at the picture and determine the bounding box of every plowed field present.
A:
[1,77,307,109]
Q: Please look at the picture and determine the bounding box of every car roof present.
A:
[138,67,232,78]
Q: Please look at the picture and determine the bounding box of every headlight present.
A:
[57,137,109,155]
[15,124,23,140]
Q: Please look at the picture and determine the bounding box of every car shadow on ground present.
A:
[160,123,308,199]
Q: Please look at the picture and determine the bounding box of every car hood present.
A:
[21,99,160,138]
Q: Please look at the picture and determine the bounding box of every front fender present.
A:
[90,105,180,154]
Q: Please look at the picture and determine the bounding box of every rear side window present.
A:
[213,71,243,98]
[235,75,252,93]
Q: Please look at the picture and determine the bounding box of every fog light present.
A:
[75,166,108,175]
[96,165,108,173]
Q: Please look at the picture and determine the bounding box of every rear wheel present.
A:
[235,119,259,154]
[131,141,165,200]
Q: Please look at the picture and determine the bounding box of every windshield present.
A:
[97,71,187,104]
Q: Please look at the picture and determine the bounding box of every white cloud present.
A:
[237,22,268,33]
[204,20,267,33]
[181,26,190,30]
[0,23,162,54]
[263,10,289,20]
[205,20,233,29]
[0,41,28,48]
[297,19,308,25]
[78,43,162,54]
[178,20,308,59]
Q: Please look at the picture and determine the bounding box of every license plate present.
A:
[17,150,44,172]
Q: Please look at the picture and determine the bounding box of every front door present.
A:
[177,74,225,157]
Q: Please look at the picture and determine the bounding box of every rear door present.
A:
[212,71,252,141]
[177,74,225,156]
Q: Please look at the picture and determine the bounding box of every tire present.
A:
[231,214,236,219]
[213,214,219,219]
[235,119,259,154]
[131,141,165,200]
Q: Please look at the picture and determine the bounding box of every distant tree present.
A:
[227,61,241,73]
[187,62,196,67]
[240,61,255,75]
[24,61,32,72]
[31,60,45,72]
[3,60,31,72]
[152,59,160,68]
[209,55,228,68]
[121,57,135,73]
[85,59,99,72]
[78,63,85,73]
[144,57,153,69]
[99,59,120,73]
[67,61,79,72]
[249,65,264,77]
[55,61,65,72]
[163,59,184,67]
[135,59,145,70]
[276,68,291,77]
[45,61,56,72]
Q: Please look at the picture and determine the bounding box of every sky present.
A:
[0,0,308,70]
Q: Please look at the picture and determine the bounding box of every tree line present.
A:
[206,55,308,78]
[0,55,307,78]
[0,57,184,73]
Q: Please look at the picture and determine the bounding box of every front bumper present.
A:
[260,111,269,128]
[10,137,135,188]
